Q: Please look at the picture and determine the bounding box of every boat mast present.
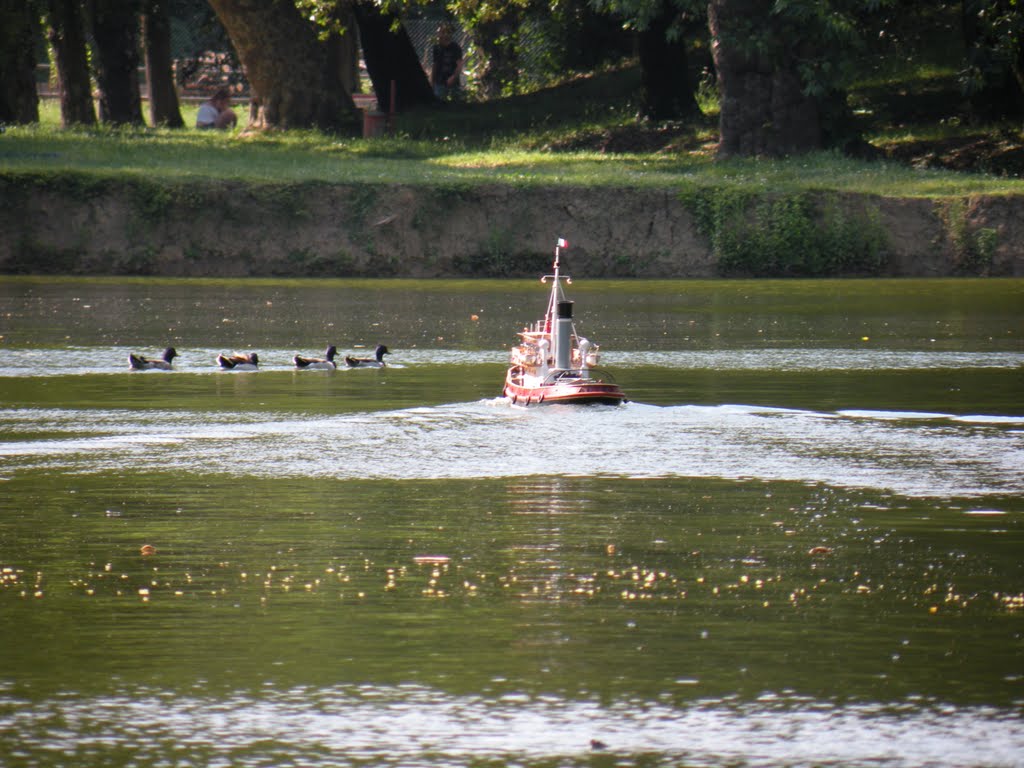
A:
[543,238,578,371]
[543,238,571,332]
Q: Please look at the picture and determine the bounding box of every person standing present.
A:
[431,23,464,101]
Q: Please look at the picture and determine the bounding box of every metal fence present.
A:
[32,14,552,103]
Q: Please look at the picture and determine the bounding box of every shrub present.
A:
[682,187,888,276]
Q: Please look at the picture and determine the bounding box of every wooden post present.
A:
[388,79,396,133]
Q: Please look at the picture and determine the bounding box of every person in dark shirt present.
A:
[431,23,464,101]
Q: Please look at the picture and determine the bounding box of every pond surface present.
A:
[0,276,1022,768]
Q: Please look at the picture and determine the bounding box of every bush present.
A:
[682,187,889,276]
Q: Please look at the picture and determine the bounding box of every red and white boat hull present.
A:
[504,370,626,406]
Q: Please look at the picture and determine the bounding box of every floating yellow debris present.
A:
[140,544,156,556]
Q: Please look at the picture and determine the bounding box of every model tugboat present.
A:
[503,238,626,406]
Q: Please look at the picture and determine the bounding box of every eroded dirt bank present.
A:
[1,176,1021,277]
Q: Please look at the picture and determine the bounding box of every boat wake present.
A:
[1,400,1021,499]
[3,684,1023,768]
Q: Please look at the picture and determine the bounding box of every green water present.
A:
[0,276,1022,767]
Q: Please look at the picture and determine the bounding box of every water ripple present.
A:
[0,346,1020,376]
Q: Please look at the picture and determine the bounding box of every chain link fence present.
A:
[167,14,554,104]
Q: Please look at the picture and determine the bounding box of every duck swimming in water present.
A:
[128,347,177,370]
[217,351,259,370]
[293,345,338,370]
[345,344,390,368]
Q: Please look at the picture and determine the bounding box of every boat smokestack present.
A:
[579,338,591,378]
[556,301,573,370]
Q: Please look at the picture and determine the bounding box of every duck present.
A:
[128,347,177,370]
[217,351,259,370]
[293,345,338,370]
[345,344,390,368]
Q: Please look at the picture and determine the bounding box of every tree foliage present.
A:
[15,0,1024,158]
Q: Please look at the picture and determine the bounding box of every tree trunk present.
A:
[637,0,699,121]
[353,2,434,112]
[208,0,358,131]
[142,0,184,127]
[473,15,519,98]
[708,0,821,156]
[961,0,1024,119]
[325,2,361,95]
[89,0,145,125]
[0,0,41,124]
[46,0,97,126]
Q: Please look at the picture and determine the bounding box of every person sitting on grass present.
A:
[196,88,238,130]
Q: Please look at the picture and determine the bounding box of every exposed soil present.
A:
[2,175,1022,278]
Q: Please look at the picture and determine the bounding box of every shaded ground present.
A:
[881,133,1024,176]
[543,119,1024,177]
[499,61,1024,176]
[540,120,716,155]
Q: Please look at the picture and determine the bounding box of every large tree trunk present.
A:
[637,0,699,121]
[325,2,361,95]
[142,0,184,127]
[708,0,821,156]
[962,0,1024,119]
[473,14,519,98]
[353,2,434,112]
[0,0,41,124]
[89,0,145,125]
[208,0,358,131]
[46,0,97,126]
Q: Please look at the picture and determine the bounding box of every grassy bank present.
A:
[2,68,1023,199]
[4,121,1023,198]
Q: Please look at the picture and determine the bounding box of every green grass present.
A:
[3,66,1023,198]
[4,125,1021,197]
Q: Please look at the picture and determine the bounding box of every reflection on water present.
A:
[0,277,1022,768]
[1,468,1023,766]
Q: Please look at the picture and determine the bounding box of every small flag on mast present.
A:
[556,238,568,248]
